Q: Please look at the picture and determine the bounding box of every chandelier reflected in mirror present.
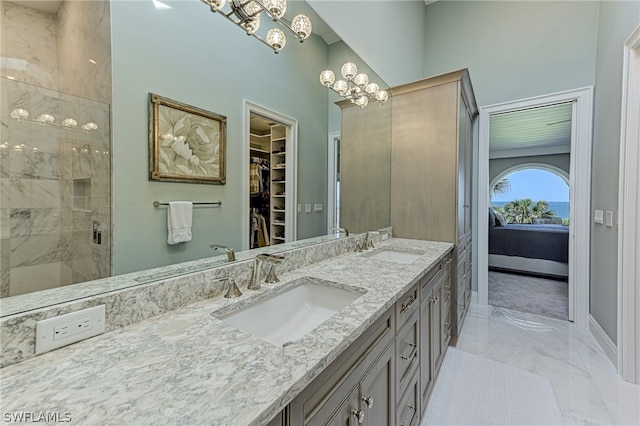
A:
[319,62,389,109]
[201,0,312,54]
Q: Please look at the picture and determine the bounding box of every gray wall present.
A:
[309,0,427,87]
[422,1,599,107]
[111,1,329,274]
[591,1,640,344]
[489,154,570,186]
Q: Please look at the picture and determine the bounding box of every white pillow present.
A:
[494,211,507,226]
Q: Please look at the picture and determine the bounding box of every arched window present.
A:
[490,165,570,224]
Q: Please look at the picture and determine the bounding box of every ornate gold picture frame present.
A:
[149,93,226,184]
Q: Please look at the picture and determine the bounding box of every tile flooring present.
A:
[450,304,640,425]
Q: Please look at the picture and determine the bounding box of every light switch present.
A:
[305,204,311,213]
[594,210,604,224]
[297,204,302,213]
[314,203,323,212]
[605,211,614,227]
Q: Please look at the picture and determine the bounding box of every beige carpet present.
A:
[488,271,568,321]
[422,348,565,426]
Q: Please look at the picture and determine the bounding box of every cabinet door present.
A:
[430,282,443,375]
[324,387,361,426]
[464,104,474,237]
[419,287,433,410]
[359,342,395,426]
[457,94,468,241]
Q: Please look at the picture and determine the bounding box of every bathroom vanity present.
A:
[0,237,457,425]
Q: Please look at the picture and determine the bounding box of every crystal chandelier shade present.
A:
[202,0,312,54]
[320,62,389,109]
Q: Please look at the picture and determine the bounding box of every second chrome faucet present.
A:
[248,254,285,290]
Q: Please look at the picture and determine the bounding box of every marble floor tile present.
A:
[454,303,640,426]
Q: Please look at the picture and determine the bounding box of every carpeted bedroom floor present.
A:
[488,271,569,321]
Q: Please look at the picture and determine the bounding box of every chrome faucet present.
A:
[331,227,349,236]
[221,277,242,299]
[210,244,236,262]
[248,254,285,290]
[365,231,381,250]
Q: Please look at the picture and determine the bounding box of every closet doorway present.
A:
[243,101,298,250]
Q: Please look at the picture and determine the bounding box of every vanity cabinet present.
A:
[285,253,453,426]
[389,69,478,338]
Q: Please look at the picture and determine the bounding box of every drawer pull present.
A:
[362,396,374,408]
[352,409,364,423]
[400,343,417,360]
[401,295,416,313]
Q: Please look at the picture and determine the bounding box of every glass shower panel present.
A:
[0,78,111,297]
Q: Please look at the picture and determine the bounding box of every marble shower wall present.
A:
[0,1,112,298]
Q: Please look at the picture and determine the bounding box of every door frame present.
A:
[617,24,640,384]
[327,131,340,234]
[242,100,298,250]
[476,87,594,327]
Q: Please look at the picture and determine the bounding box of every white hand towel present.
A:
[167,201,193,245]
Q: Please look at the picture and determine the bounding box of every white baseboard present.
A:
[588,314,618,368]
[472,290,478,305]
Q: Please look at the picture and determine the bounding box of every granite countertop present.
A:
[0,238,452,425]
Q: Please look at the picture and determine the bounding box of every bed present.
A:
[488,222,569,278]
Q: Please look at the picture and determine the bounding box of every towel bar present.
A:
[153,201,222,207]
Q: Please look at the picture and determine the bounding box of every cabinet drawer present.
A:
[396,283,419,325]
[396,371,420,426]
[396,308,419,395]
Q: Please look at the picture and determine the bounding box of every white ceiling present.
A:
[489,102,572,158]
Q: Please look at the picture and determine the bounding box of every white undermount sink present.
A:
[215,277,366,346]
[365,248,424,264]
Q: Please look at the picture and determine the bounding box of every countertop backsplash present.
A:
[0,230,391,368]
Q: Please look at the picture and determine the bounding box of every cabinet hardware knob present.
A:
[352,409,365,423]
[362,396,374,408]
[400,342,417,360]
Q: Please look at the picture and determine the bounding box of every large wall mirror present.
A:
[0,0,390,315]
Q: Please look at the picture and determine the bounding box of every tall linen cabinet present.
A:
[390,69,478,336]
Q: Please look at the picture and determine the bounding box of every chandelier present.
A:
[9,108,98,132]
[201,0,312,54]
[319,62,389,109]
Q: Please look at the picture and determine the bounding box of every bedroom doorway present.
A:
[488,167,571,320]
[477,88,594,327]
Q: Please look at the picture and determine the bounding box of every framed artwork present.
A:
[149,93,226,184]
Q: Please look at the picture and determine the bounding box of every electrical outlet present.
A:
[305,204,312,213]
[36,305,106,354]
[297,204,302,213]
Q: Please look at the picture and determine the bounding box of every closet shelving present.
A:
[249,119,290,247]
[270,125,287,244]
